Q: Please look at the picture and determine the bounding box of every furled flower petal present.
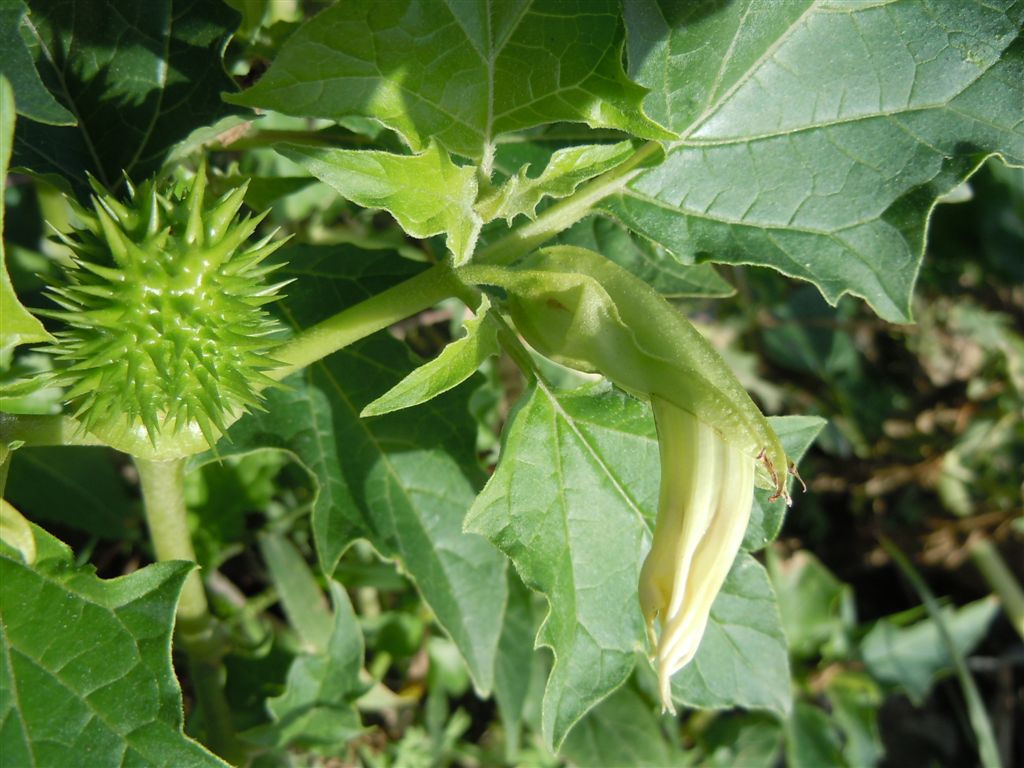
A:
[640,396,755,712]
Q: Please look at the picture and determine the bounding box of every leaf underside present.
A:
[609,0,1024,322]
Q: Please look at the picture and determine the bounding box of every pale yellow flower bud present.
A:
[640,396,755,713]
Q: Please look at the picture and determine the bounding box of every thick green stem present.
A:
[969,536,1024,641]
[134,457,242,762]
[0,413,105,448]
[475,140,663,266]
[271,261,464,379]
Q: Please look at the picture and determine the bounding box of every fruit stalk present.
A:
[135,457,243,761]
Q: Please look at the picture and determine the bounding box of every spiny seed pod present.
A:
[41,163,289,459]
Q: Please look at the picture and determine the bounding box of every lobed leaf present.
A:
[0,523,227,767]
[477,141,636,223]
[0,2,74,125]
[467,383,816,746]
[465,382,659,748]
[11,0,242,191]
[607,0,1024,322]
[227,0,670,161]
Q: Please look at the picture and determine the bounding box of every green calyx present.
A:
[42,163,289,459]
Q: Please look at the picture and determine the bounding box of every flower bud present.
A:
[639,396,754,712]
[463,245,784,711]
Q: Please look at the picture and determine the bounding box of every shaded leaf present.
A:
[0,2,74,124]
[784,701,845,768]
[12,0,241,190]
[4,446,136,540]
[559,682,684,767]
[767,549,855,660]
[221,246,507,694]
[861,596,999,704]
[228,0,669,160]
[258,533,333,654]
[492,569,541,761]
[0,523,226,767]
[825,671,885,768]
[699,712,783,768]
[247,582,366,753]
[610,0,1024,321]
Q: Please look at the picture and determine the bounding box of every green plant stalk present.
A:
[271,260,465,379]
[969,536,1024,641]
[0,413,106,448]
[267,141,663,377]
[882,537,1002,768]
[134,457,242,762]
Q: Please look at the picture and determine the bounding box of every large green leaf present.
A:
[4,446,136,540]
[280,142,482,263]
[221,245,508,694]
[465,382,659,748]
[608,0,1024,321]
[0,2,74,125]
[1,76,50,366]
[0,523,227,767]
[227,0,669,161]
[670,554,791,717]
[12,0,241,190]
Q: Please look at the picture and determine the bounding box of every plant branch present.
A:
[270,261,465,378]
[0,413,106,448]
[474,140,663,266]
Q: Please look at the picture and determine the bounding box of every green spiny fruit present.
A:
[42,162,289,459]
